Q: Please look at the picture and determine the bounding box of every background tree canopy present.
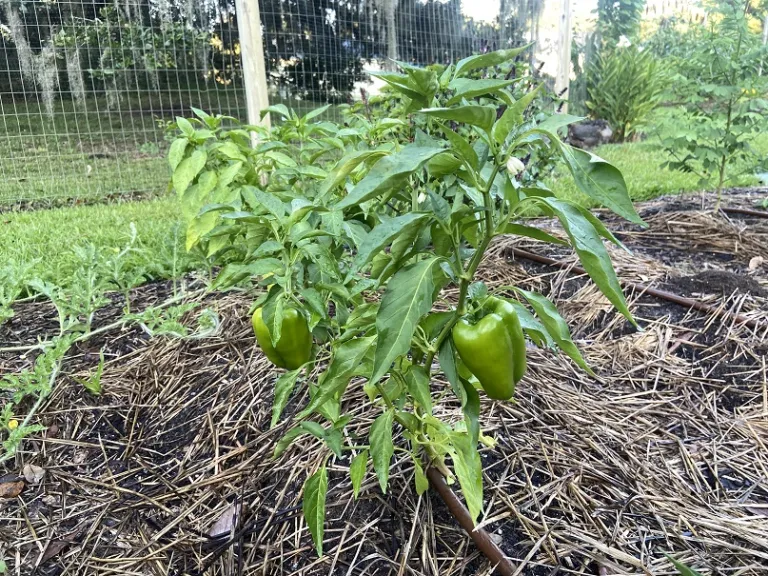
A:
[0,0,527,109]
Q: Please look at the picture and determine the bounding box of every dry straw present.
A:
[1,196,767,575]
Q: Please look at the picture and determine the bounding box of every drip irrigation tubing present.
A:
[506,246,762,331]
[721,206,768,219]
[427,466,516,575]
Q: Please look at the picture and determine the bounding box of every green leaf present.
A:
[428,189,452,224]
[462,379,480,446]
[419,310,453,340]
[451,432,483,522]
[371,258,441,385]
[502,223,568,245]
[303,466,328,556]
[371,72,428,105]
[421,106,496,132]
[303,104,331,121]
[336,145,444,210]
[186,211,217,251]
[493,83,543,143]
[242,186,287,218]
[76,352,104,395]
[301,287,327,319]
[322,429,344,458]
[298,336,376,418]
[265,150,297,168]
[218,161,243,188]
[427,152,463,178]
[557,143,644,225]
[540,198,635,326]
[349,213,430,276]
[439,64,453,87]
[431,224,453,257]
[271,369,301,428]
[370,410,395,493]
[212,258,283,289]
[453,44,532,78]
[396,61,439,97]
[442,129,479,170]
[173,149,207,195]
[254,240,284,258]
[514,288,594,376]
[509,301,554,348]
[350,450,368,498]
[576,205,625,248]
[297,165,328,179]
[190,106,212,123]
[459,183,484,207]
[413,457,429,495]
[438,339,466,407]
[168,138,188,170]
[217,141,247,161]
[261,103,290,119]
[447,77,516,105]
[666,556,704,576]
[405,366,432,414]
[176,116,195,137]
[535,113,583,135]
[320,149,389,198]
[342,220,368,249]
[273,426,305,458]
[274,422,337,458]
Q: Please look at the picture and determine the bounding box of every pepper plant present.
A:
[171,46,644,555]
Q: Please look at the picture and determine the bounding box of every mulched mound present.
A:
[1,190,767,575]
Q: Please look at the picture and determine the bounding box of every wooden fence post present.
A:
[235,0,270,140]
[555,0,572,113]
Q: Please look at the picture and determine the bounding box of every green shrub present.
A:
[659,0,768,208]
[586,46,669,142]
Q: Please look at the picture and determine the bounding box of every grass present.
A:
[550,135,768,207]
[0,90,335,206]
[0,88,247,206]
[0,89,337,291]
[3,118,767,293]
[0,197,199,289]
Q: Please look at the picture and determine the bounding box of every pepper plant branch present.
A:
[423,162,500,371]
[373,380,415,435]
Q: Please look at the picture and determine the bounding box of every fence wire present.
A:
[0,0,551,208]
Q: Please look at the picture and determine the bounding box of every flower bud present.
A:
[506,156,525,176]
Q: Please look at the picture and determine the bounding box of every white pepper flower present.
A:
[506,156,525,176]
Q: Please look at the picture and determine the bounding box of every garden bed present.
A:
[1,190,767,575]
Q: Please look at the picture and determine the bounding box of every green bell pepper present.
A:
[252,306,313,370]
[452,296,527,400]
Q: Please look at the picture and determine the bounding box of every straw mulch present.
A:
[1,195,767,575]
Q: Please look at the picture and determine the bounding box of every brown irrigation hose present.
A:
[507,247,762,331]
[721,206,768,219]
[426,466,516,576]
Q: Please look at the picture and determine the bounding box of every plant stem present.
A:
[423,168,498,370]
[374,381,416,434]
[0,360,61,464]
[715,12,746,212]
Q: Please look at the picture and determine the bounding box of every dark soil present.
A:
[0,188,163,214]
[663,269,766,297]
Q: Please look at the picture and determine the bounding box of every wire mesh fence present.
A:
[0,0,246,207]
[0,0,563,208]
